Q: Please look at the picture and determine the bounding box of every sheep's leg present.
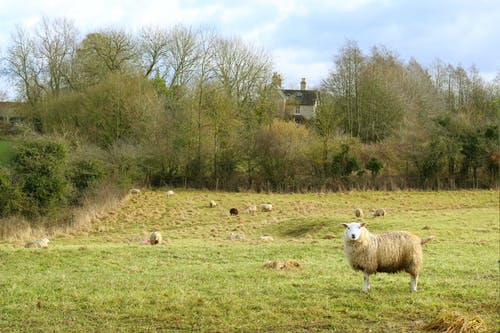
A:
[410,274,418,292]
[361,272,370,292]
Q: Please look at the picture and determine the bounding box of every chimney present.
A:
[300,78,306,90]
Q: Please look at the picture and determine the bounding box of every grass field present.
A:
[0,190,498,332]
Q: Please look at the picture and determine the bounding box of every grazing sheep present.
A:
[149,231,162,245]
[25,238,50,248]
[229,232,245,241]
[373,208,386,217]
[246,205,257,215]
[341,222,434,292]
[260,203,273,212]
[165,190,175,197]
[209,200,217,208]
[259,235,274,242]
[229,208,239,216]
[129,188,141,194]
[354,208,364,218]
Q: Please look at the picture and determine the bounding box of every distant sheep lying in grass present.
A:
[25,238,50,248]
[209,200,217,208]
[129,188,141,194]
[150,231,162,245]
[342,222,434,292]
[263,259,302,270]
[354,208,364,218]
[259,235,274,242]
[260,203,273,212]
[372,208,386,217]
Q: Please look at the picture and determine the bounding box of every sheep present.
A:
[229,208,239,216]
[209,200,217,208]
[25,238,50,248]
[354,208,364,218]
[341,222,434,292]
[229,232,245,241]
[150,231,162,245]
[372,208,386,217]
[260,203,273,212]
[165,190,175,197]
[259,235,274,242]
[246,205,257,215]
[129,188,141,194]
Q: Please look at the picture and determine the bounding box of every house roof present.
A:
[281,89,319,106]
[0,102,22,115]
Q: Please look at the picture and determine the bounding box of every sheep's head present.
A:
[342,222,366,241]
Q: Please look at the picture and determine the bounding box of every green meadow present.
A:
[0,190,498,332]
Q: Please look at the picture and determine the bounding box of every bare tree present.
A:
[2,18,79,103]
[36,17,79,94]
[139,26,169,78]
[3,25,43,105]
[322,40,364,137]
[165,25,200,89]
[212,37,272,109]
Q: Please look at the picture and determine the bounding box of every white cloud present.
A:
[272,48,331,89]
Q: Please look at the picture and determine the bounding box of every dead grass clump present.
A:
[423,311,488,332]
[263,259,303,270]
[0,216,34,241]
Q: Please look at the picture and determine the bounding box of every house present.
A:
[278,78,320,123]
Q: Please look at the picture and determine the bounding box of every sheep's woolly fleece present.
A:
[263,259,303,270]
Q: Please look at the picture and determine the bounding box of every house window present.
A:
[295,105,301,115]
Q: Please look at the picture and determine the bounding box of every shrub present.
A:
[13,140,69,217]
[68,159,105,191]
[331,144,360,178]
[366,157,383,176]
[0,168,22,217]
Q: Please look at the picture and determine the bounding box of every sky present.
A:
[0,0,499,99]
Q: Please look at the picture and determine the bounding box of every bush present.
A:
[13,140,69,217]
[331,144,360,178]
[0,168,22,217]
[366,157,383,176]
[68,159,105,191]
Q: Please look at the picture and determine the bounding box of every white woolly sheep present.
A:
[25,238,50,248]
[341,222,434,292]
[165,190,175,197]
[229,232,245,241]
[129,188,141,194]
[259,235,274,242]
[150,231,162,245]
[354,208,364,218]
[260,203,273,212]
[246,205,257,215]
[373,208,386,217]
[209,200,217,208]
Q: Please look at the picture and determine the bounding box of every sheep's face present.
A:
[342,222,366,241]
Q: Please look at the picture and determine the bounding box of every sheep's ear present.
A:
[341,223,349,229]
[360,222,367,228]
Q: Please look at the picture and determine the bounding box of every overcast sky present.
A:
[1,0,499,99]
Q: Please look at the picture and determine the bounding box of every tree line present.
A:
[0,18,498,218]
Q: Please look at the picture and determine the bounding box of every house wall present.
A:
[297,105,315,119]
